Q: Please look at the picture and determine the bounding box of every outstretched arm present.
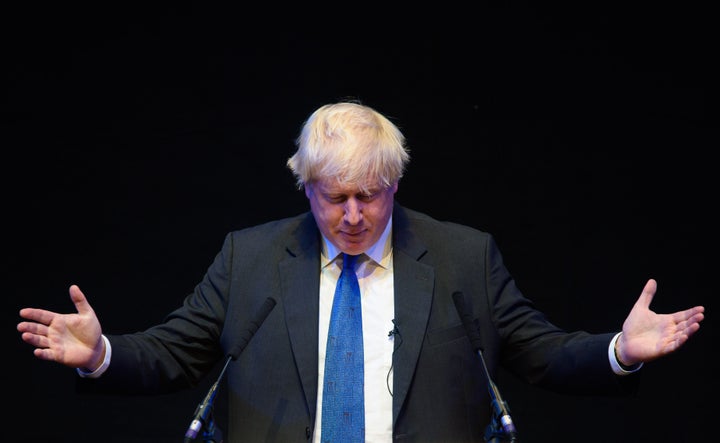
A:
[17,284,105,371]
[614,278,705,367]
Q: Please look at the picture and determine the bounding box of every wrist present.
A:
[614,332,641,371]
[77,335,112,378]
[614,344,634,371]
[85,337,107,372]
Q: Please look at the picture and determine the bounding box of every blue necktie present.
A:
[321,253,365,443]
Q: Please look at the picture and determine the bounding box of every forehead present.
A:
[313,177,383,194]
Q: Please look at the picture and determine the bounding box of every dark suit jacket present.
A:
[79,203,638,442]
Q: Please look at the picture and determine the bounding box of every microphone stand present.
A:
[452,291,518,443]
[475,348,517,443]
[183,297,277,443]
[183,356,232,443]
[201,417,222,443]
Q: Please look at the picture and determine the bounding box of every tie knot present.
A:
[343,253,359,270]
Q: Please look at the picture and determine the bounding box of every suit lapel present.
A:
[390,204,435,424]
[278,214,322,423]
[390,250,434,424]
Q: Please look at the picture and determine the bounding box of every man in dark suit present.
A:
[17,101,705,442]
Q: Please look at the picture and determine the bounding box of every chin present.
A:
[342,243,367,255]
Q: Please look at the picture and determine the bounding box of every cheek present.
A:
[310,199,342,223]
[366,206,391,227]
[368,194,395,219]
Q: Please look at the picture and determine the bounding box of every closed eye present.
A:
[357,192,377,202]
[323,191,378,204]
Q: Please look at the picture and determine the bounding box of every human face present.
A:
[305,178,398,256]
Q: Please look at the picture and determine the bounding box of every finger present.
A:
[18,307,57,325]
[685,322,701,336]
[17,320,49,336]
[634,278,657,309]
[688,306,705,319]
[687,312,705,332]
[21,331,50,349]
[673,306,705,324]
[33,347,57,362]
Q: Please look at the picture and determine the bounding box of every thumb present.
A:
[635,278,657,310]
[68,284,94,315]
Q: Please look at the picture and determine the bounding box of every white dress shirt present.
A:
[312,217,396,443]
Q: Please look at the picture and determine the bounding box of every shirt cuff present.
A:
[608,332,643,375]
[76,335,112,379]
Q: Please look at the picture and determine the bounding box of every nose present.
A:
[343,198,363,225]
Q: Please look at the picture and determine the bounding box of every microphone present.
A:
[388,318,400,337]
[183,297,277,442]
[452,291,518,442]
[227,297,277,359]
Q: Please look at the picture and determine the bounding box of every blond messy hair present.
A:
[287,101,410,194]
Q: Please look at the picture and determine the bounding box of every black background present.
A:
[6,3,715,442]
